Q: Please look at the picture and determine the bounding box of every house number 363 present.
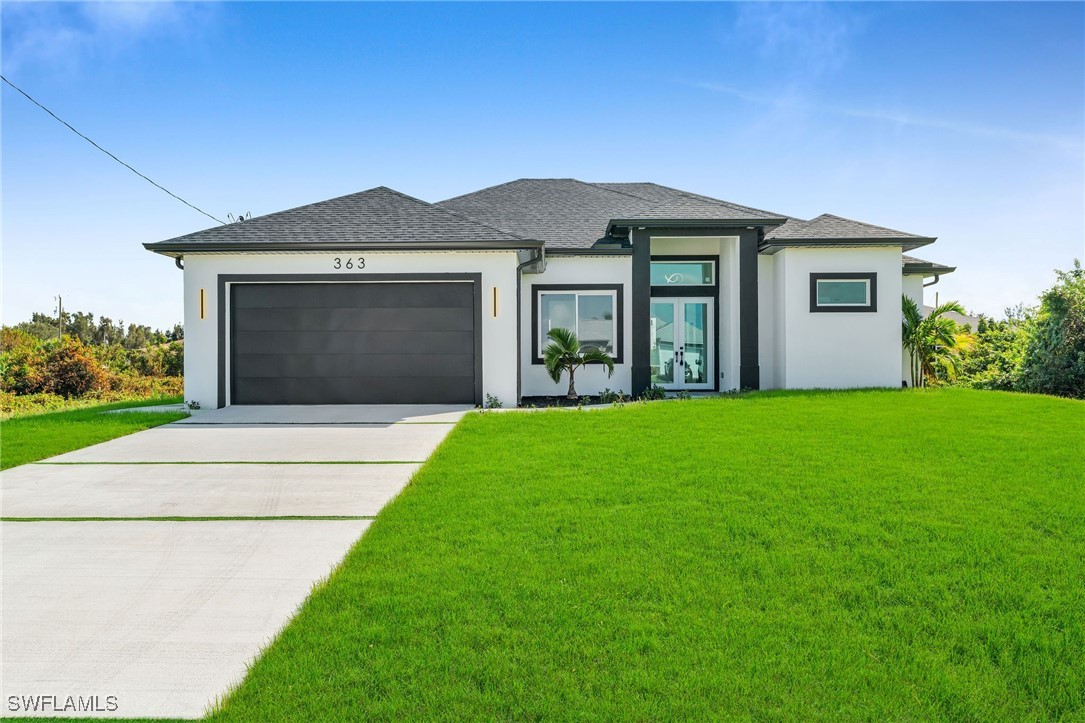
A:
[332,257,365,270]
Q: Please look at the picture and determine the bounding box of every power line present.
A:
[1,74,226,225]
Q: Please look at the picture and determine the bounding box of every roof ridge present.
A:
[581,180,666,204]
[438,178,529,205]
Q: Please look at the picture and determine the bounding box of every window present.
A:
[532,285,623,363]
[651,261,715,286]
[809,272,878,312]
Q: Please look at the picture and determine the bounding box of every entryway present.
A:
[649,297,714,390]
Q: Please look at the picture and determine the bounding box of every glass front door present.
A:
[650,298,713,390]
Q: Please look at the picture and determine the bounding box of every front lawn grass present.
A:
[212,388,1083,721]
[0,398,187,470]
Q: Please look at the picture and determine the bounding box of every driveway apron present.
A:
[1,405,469,719]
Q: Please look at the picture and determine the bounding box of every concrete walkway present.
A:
[1,405,470,719]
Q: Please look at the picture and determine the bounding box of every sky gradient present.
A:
[3,2,1083,329]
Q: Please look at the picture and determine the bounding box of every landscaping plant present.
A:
[541,327,614,399]
[901,296,972,387]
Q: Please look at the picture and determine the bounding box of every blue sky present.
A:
[3,2,1082,329]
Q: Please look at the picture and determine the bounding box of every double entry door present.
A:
[650,297,714,390]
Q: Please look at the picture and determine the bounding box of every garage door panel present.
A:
[233,307,474,333]
[233,283,473,310]
[234,352,475,379]
[230,282,477,405]
[233,330,474,355]
[234,376,476,405]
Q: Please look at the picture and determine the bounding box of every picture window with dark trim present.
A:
[809,272,877,312]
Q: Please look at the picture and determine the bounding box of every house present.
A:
[145,179,955,407]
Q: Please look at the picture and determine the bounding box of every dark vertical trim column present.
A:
[631,228,652,396]
[738,229,760,390]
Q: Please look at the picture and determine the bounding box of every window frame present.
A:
[809,272,878,313]
[650,259,717,288]
[531,284,624,364]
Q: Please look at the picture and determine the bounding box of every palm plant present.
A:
[542,327,615,399]
[902,296,971,387]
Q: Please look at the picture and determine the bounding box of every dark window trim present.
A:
[650,255,720,296]
[531,283,624,365]
[217,273,483,408]
[809,272,878,313]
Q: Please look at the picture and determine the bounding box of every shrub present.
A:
[599,388,627,404]
[639,384,666,401]
[1018,261,1085,398]
[42,337,107,397]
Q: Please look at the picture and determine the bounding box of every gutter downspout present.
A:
[175,256,184,271]
[515,248,545,406]
[923,274,940,288]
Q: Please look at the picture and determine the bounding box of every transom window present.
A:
[651,261,715,286]
[810,273,878,312]
[532,285,622,362]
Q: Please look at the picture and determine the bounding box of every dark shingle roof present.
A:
[766,213,930,241]
[438,179,648,249]
[145,179,937,256]
[146,186,527,252]
[439,179,786,249]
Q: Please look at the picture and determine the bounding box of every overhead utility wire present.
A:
[1,74,226,225]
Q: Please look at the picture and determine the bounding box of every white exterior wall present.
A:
[902,274,925,386]
[520,255,633,397]
[757,254,777,390]
[181,251,521,408]
[772,246,904,389]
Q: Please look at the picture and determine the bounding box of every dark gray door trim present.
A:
[631,231,759,395]
[738,229,760,390]
[216,273,483,408]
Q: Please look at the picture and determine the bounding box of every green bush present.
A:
[43,336,108,397]
[1018,261,1085,398]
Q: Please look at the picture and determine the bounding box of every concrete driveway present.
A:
[1,404,469,719]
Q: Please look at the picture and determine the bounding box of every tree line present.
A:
[10,311,183,349]
[1,310,185,413]
[906,261,1084,399]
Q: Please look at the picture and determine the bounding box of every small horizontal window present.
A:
[531,284,624,358]
[810,273,877,312]
[651,261,715,286]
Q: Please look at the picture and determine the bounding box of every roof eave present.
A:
[903,262,956,277]
[144,239,545,257]
[608,217,789,234]
[759,237,937,254]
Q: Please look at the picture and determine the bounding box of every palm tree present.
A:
[902,296,971,387]
[542,327,615,399]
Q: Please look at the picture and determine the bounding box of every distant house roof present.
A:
[145,179,940,260]
[923,305,981,329]
[144,186,535,255]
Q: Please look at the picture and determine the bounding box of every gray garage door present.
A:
[230,282,478,404]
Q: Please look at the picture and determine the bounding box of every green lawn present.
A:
[209,388,1083,721]
[0,398,187,470]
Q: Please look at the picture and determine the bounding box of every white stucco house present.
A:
[145,179,955,407]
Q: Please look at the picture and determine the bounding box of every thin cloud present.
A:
[686,80,1083,154]
[1,2,215,75]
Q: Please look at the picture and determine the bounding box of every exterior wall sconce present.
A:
[492,286,499,318]
[200,289,206,320]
